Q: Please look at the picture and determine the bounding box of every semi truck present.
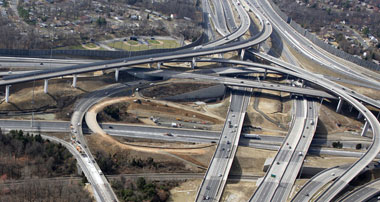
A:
[242,134,261,139]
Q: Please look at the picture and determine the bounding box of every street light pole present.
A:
[31,75,36,128]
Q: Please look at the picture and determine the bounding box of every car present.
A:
[227,141,231,144]
[109,126,113,129]
[298,152,303,156]
[218,173,222,177]
[40,62,44,65]
[77,123,81,126]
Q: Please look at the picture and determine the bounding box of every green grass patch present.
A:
[148,40,160,44]
[127,40,139,45]
[85,43,97,48]
[55,45,86,50]
[107,39,180,51]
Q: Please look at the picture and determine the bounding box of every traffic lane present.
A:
[196,89,247,201]
[291,166,347,202]
[255,0,380,88]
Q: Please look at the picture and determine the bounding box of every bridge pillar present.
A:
[77,162,83,175]
[157,62,161,70]
[5,85,10,103]
[44,79,48,94]
[72,74,77,88]
[149,63,152,68]
[360,121,369,137]
[115,68,120,81]
[191,57,196,69]
[240,49,246,60]
[377,112,380,120]
[349,104,353,112]
[357,112,362,119]
[336,98,343,113]
[263,69,267,80]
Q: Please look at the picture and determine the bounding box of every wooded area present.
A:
[0,130,76,179]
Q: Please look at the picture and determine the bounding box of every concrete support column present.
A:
[240,49,246,60]
[349,104,353,112]
[263,69,267,80]
[72,74,77,88]
[336,98,343,113]
[157,62,161,70]
[44,79,48,94]
[77,162,83,175]
[149,63,152,68]
[191,57,196,69]
[301,80,305,87]
[361,121,369,137]
[357,112,362,119]
[377,112,380,120]
[5,85,10,103]
[115,68,120,81]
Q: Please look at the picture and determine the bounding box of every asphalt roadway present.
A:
[195,87,250,202]
[249,98,307,202]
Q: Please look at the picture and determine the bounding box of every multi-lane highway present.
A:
[291,165,349,202]
[0,119,377,159]
[0,7,271,87]
[250,98,308,202]
[339,178,380,202]
[126,68,336,99]
[0,0,379,201]
[195,87,250,201]
[271,99,319,202]
[251,0,380,89]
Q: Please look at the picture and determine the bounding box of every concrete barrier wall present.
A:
[0,33,208,59]
[164,84,226,101]
[267,0,380,71]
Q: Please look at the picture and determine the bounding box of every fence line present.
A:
[267,0,380,71]
[0,33,208,60]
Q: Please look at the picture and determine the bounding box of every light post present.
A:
[31,74,36,128]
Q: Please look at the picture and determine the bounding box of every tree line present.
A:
[0,130,76,179]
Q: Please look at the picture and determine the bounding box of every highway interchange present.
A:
[0,0,380,201]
